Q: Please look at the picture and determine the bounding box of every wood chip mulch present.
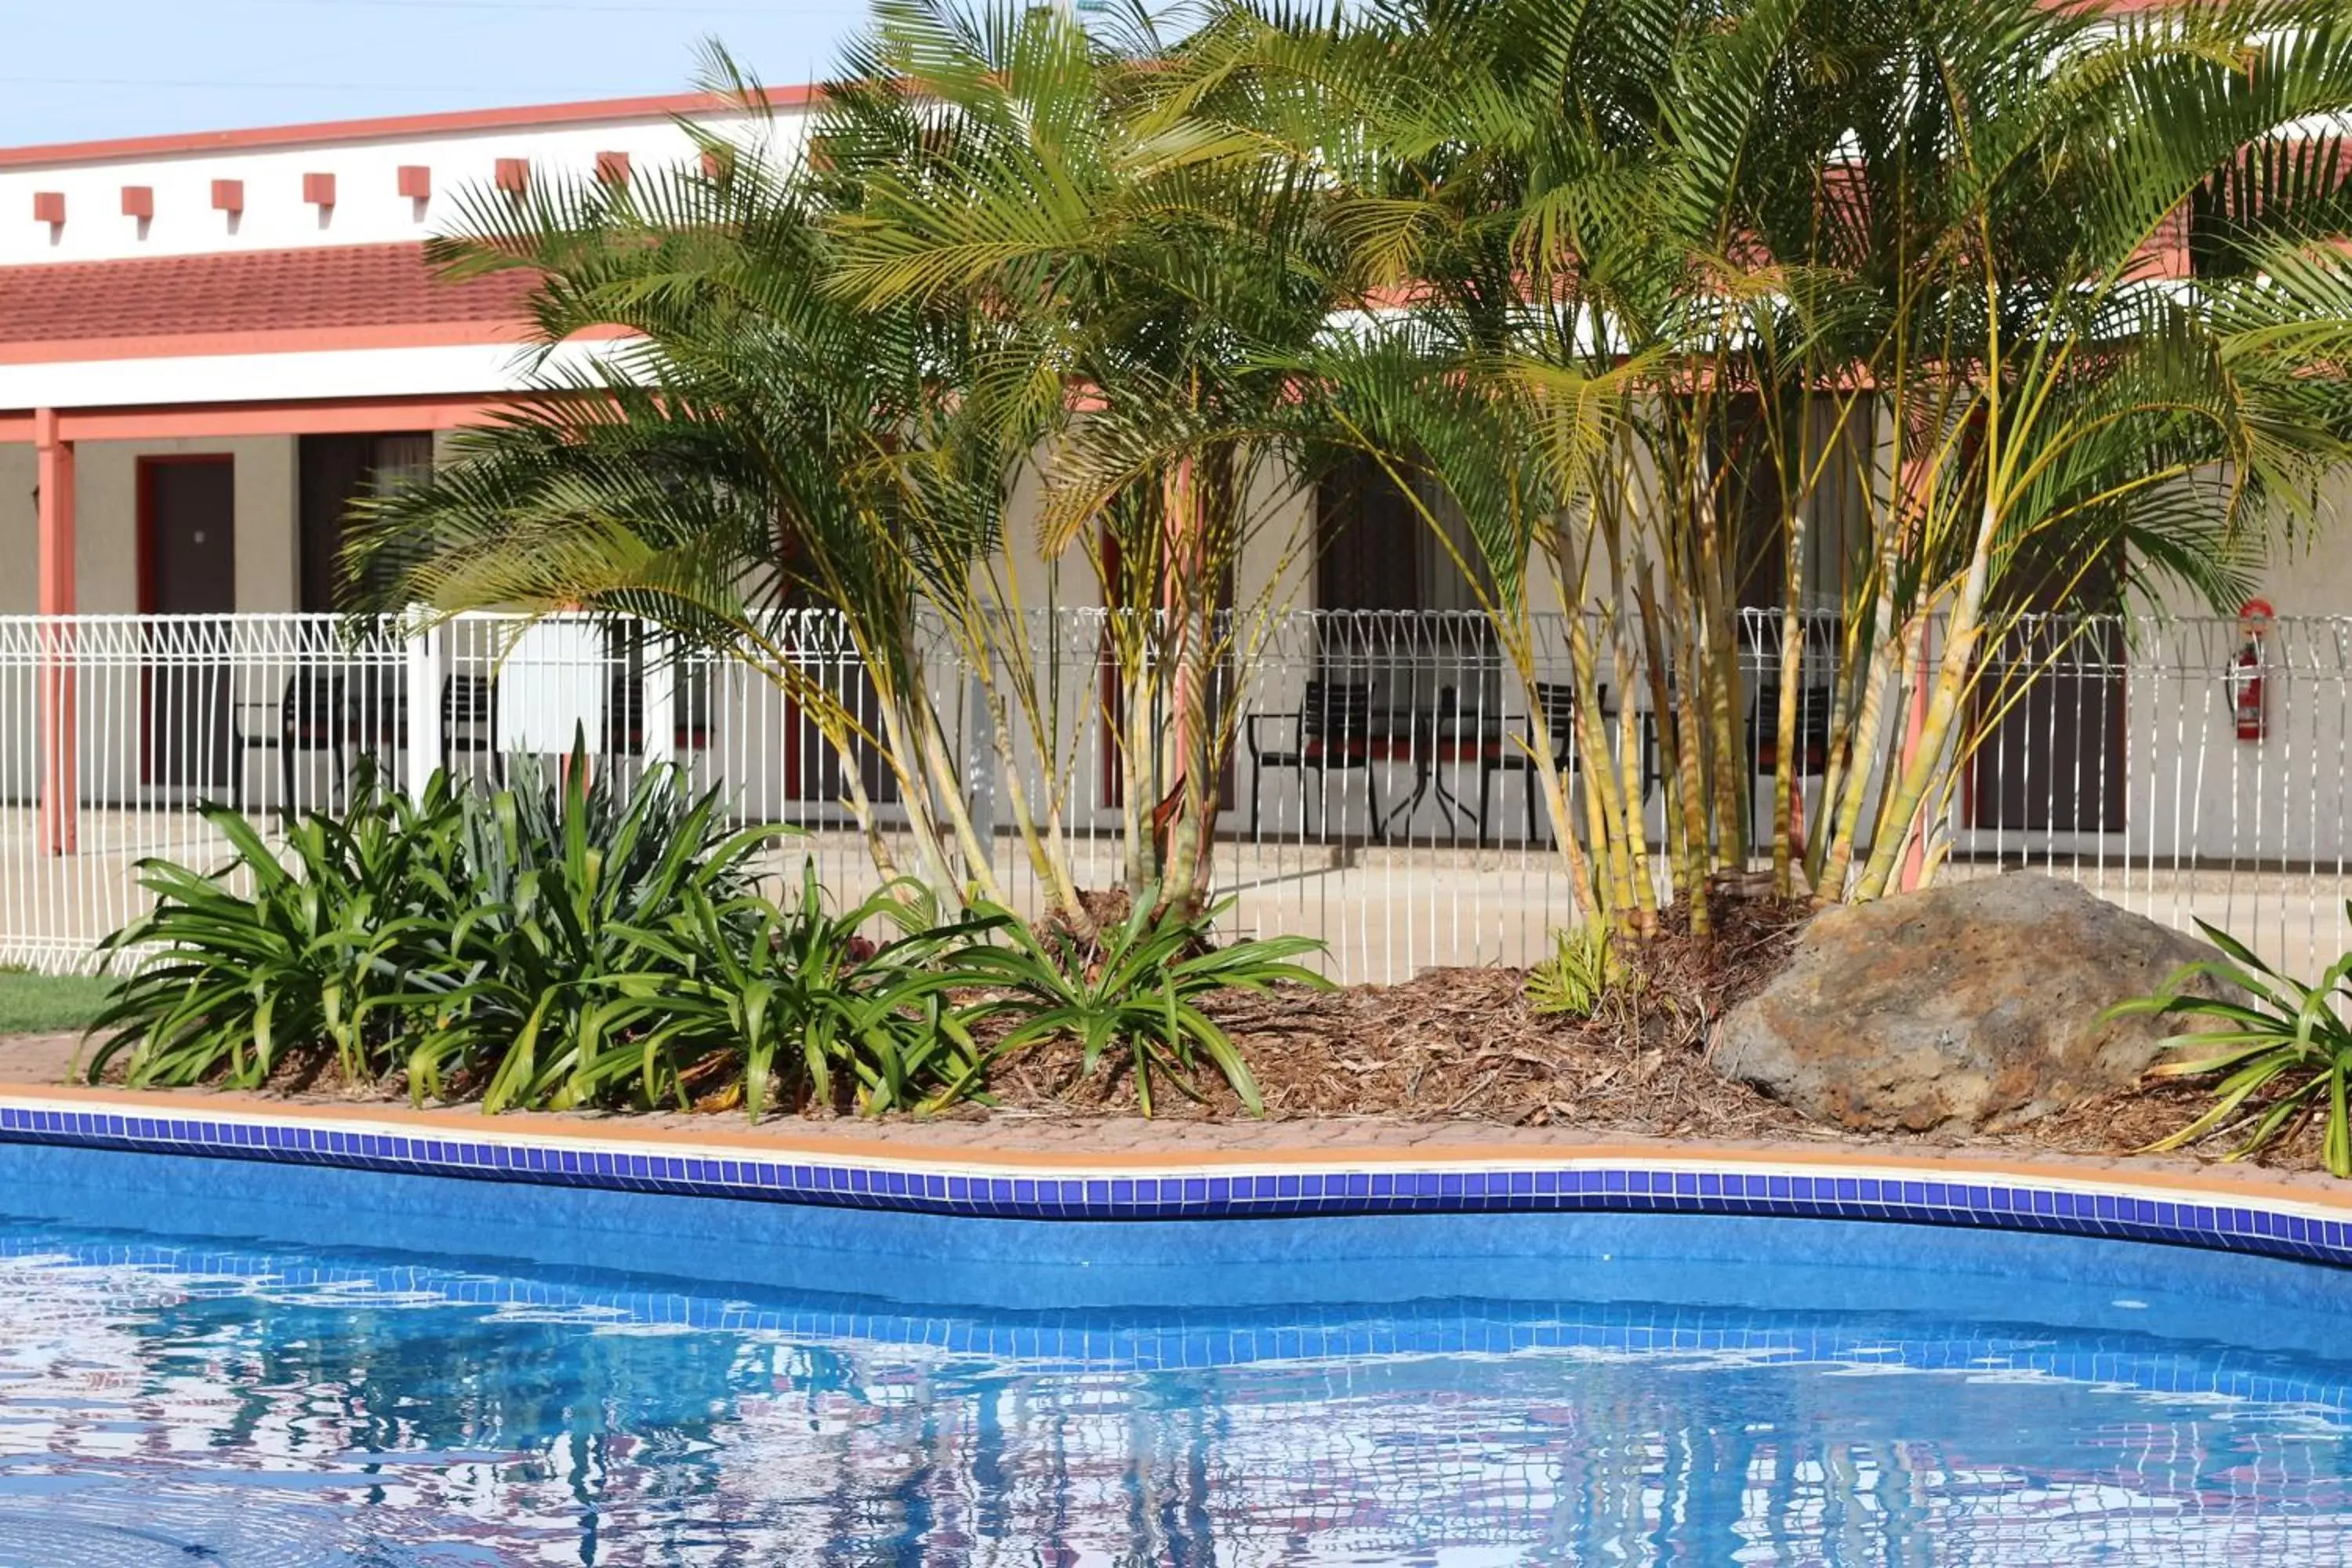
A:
[983,893,2332,1174]
[994,893,1815,1138]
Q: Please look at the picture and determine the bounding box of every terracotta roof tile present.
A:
[0,242,537,347]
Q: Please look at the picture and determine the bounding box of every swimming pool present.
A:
[0,1142,2347,1564]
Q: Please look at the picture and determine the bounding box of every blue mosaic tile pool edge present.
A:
[4,1096,2348,1271]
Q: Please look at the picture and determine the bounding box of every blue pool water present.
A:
[0,1146,2347,1564]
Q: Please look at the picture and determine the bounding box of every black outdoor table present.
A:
[1367,704,1505,840]
[1375,699,1673,844]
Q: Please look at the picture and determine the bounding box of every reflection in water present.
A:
[0,1229,2342,1565]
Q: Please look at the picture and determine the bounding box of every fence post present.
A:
[964,666,996,866]
[403,607,443,800]
[35,412,77,856]
[641,622,676,772]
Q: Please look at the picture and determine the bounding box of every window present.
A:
[1314,453,1495,709]
[1316,452,1487,615]
[298,433,434,613]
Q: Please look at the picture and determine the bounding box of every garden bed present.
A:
[0,1020,2269,1173]
[979,902,2272,1171]
[8,891,2305,1176]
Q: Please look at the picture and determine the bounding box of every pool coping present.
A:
[4,1080,2351,1270]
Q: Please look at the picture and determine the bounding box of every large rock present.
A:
[1710,873,2214,1134]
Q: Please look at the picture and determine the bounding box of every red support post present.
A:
[34,409,77,857]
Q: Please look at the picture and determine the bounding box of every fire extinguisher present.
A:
[2230,597,2274,742]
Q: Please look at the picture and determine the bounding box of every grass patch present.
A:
[0,969,116,1036]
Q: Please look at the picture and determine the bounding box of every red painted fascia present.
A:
[2,394,523,442]
[0,87,818,172]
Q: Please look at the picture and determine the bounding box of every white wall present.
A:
[0,101,774,411]
[0,107,804,267]
[0,337,622,412]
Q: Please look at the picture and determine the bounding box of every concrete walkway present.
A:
[5,804,2348,982]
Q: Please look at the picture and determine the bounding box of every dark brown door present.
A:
[1969,546,2127,833]
[786,657,900,805]
[142,458,237,790]
[297,434,372,614]
[1317,453,1424,615]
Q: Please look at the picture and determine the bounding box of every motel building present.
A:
[0,92,820,625]
[0,91,2349,977]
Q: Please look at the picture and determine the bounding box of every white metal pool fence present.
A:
[0,607,2345,983]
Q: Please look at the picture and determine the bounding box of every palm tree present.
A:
[353,0,2352,938]
[355,4,1361,928]
[1806,0,2352,899]
[817,0,1364,917]
[1167,0,1889,930]
[1193,0,2352,931]
[347,53,1030,900]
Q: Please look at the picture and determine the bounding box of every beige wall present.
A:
[71,437,298,615]
[2135,467,2352,620]
[995,458,1091,613]
[0,437,298,616]
[980,449,1319,620]
[0,444,33,615]
[2,424,2339,626]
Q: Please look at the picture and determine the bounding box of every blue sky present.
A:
[0,0,877,148]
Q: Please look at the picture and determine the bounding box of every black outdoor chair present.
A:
[1245,678,1383,839]
[1478,681,1595,847]
[347,666,405,775]
[345,672,506,785]
[1477,681,1668,845]
[441,673,503,782]
[235,667,350,811]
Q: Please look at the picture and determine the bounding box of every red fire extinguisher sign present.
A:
[2231,597,2274,742]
